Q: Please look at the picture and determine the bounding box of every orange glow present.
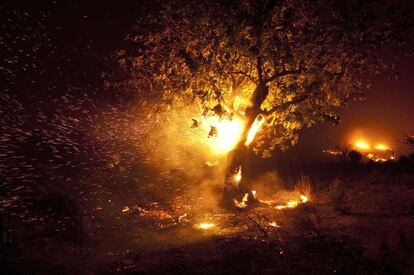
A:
[245,114,265,146]
[300,195,308,203]
[354,140,370,150]
[233,193,249,209]
[197,223,215,230]
[375,144,388,151]
[233,166,242,184]
[269,221,281,228]
[275,195,309,210]
[202,116,245,155]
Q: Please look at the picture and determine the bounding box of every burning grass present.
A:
[3,163,414,274]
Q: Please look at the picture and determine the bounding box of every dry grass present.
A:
[294,175,312,200]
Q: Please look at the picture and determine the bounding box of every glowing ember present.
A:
[323,149,342,156]
[122,206,130,213]
[245,114,266,146]
[355,140,370,150]
[233,193,249,208]
[233,166,242,184]
[203,116,245,155]
[300,195,308,203]
[178,213,188,222]
[269,221,281,228]
[197,223,215,230]
[205,161,219,167]
[375,144,388,151]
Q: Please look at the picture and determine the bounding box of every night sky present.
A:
[285,0,414,158]
[295,57,414,158]
[2,0,413,159]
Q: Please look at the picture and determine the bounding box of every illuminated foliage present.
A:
[110,0,413,157]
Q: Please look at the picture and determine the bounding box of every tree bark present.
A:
[222,84,268,207]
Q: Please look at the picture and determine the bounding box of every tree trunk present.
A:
[222,84,268,207]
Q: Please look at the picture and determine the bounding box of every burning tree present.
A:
[109,0,413,207]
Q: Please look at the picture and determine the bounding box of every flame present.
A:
[269,221,281,228]
[122,206,130,213]
[202,116,245,155]
[375,144,388,151]
[355,140,370,150]
[233,193,249,208]
[300,195,308,203]
[245,114,266,146]
[233,166,242,184]
[287,200,299,208]
[275,195,309,210]
[197,223,215,230]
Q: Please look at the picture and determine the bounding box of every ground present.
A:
[2,161,414,274]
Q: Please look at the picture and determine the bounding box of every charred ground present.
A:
[1,1,414,274]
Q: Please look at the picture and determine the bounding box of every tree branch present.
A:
[265,67,304,83]
[227,71,256,83]
[262,95,309,116]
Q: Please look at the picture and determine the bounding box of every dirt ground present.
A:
[2,164,414,275]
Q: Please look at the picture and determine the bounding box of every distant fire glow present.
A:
[375,144,388,151]
[325,135,395,162]
[355,140,370,150]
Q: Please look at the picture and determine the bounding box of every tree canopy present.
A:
[110,0,413,157]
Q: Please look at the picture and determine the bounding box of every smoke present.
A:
[139,104,231,211]
[251,171,282,199]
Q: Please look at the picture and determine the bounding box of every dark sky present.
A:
[295,57,414,158]
[1,0,413,158]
